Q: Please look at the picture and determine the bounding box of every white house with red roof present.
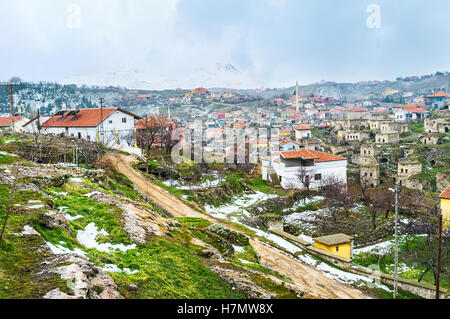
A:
[279,139,302,151]
[41,108,141,145]
[295,125,312,140]
[0,116,29,132]
[393,107,429,121]
[262,149,347,189]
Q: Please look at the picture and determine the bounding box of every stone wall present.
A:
[270,229,449,299]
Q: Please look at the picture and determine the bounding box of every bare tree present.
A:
[321,175,348,223]
[296,167,315,192]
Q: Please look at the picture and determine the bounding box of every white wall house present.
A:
[393,108,429,122]
[41,108,141,146]
[262,149,347,190]
[22,116,52,134]
[295,125,312,140]
[0,116,30,132]
[279,139,302,151]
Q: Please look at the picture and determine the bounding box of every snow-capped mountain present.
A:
[63,63,261,90]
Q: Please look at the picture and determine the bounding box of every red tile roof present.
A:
[281,149,346,162]
[348,107,369,112]
[439,185,450,200]
[0,116,23,127]
[280,139,300,146]
[135,115,174,129]
[426,91,450,98]
[296,125,311,130]
[404,108,427,113]
[42,108,139,128]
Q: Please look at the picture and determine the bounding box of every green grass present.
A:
[0,185,72,298]
[409,123,424,134]
[354,235,449,290]
[107,240,246,299]
[45,183,132,246]
[248,273,300,299]
[0,153,19,165]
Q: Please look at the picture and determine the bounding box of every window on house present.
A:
[405,169,408,174]
[401,169,404,173]
[314,174,322,181]
[370,173,373,177]
[109,120,112,124]
[336,246,339,252]
[122,118,127,123]
[78,132,81,139]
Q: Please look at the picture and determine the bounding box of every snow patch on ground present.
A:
[205,191,278,218]
[58,206,83,221]
[316,263,391,291]
[282,196,324,213]
[83,191,102,198]
[283,208,329,231]
[233,245,245,253]
[76,223,136,253]
[238,259,254,264]
[101,264,139,274]
[46,242,87,258]
[163,174,225,190]
[27,204,45,210]
[354,240,393,256]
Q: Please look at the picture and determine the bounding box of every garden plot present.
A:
[353,234,428,256]
[283,208,330,232]
[204,191,278,219]
[162,173,225,190]
[281,196,325,214]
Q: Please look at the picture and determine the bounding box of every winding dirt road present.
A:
[104,153,372,299]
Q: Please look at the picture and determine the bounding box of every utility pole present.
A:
[99,98,104,144]
[436,214,443,299]
[0,83,19,132]
[394,180,399,299]
[145,114,149,174]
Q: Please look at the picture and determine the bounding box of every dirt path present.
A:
[250,239,370,299]
[105,153,215,222]
[104,153,373,299]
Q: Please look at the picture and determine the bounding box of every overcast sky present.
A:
[1,0,449,88]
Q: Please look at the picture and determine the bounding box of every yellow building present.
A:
[313,233,354,259]
[384,89,399,96]
[439,185,450,229]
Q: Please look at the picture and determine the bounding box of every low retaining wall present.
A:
[270,228,449,299]
[349,265,448,299]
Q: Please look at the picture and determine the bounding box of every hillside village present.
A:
[0,75,449,300]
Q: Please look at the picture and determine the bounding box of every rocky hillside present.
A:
[244,74,450,100]
[0,132,307,299]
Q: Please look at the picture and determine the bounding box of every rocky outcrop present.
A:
[209,265,275,299]
[41,209,72,234]
[43,254,124,300]
[191,238,224,261]
[88,191,167,243]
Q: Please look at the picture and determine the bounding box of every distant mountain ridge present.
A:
[62,63,261,91]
